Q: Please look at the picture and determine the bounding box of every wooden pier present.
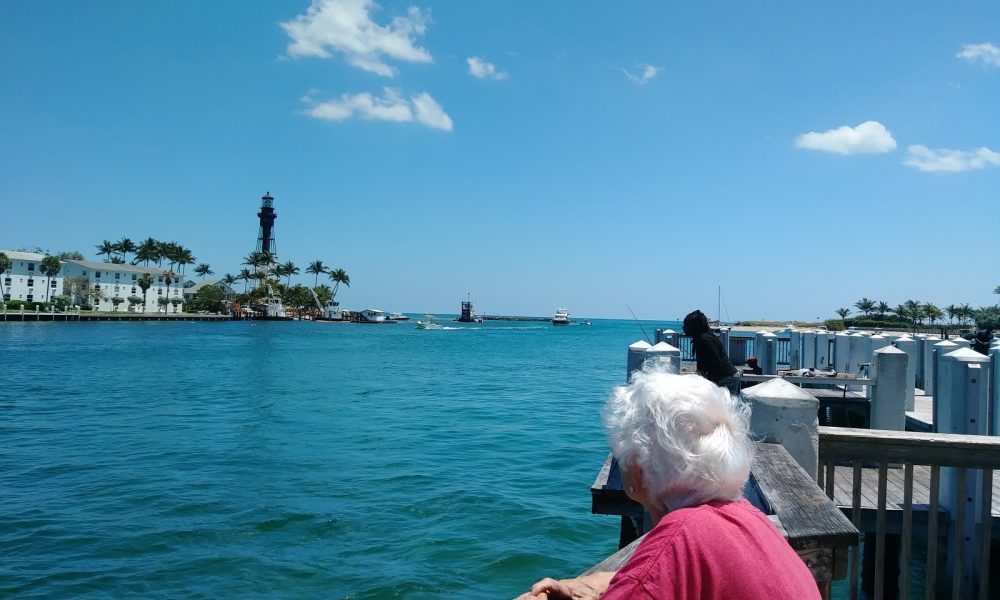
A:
[1,310,232,322]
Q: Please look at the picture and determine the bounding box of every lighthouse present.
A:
[256,192,277,255]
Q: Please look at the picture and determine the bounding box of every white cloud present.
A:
[794,121,897,155]
[466,56,508,80]
[957,42,1000,67]
[280,0,432,77]
[623,64,659,85]
[903,145,1000,173]
[301,87,452,131]
[411,92,453,131]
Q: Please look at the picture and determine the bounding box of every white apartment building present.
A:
[60,260,185,313]
[0,250,63,304]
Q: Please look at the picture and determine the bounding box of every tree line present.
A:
[835,290,1000,330]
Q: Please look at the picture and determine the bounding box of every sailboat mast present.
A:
[717,285,721,325]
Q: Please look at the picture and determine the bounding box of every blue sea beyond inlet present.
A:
[2,318,683,598]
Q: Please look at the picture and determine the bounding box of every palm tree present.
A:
[835,307,850,321]
[176,247,196,283]
[40,255,61,302]
[306,260,327,287]
[222,273,237,286]
[116,237,136,262]
[158,241,180,269]
[329,268,350,300]
[876,301,890,318]
[161,271,174,313]
[0,252,11,300]
[96,240,115,262]
[945,304,958,324]
[280,261,299,288]
[194,263,214,280]
[854,298,875,318]
[137,273,154,313]
[923,303,944,326]
[899,299,922,329]
[135,237,160,266]
[238,268,253,294]
[958,303,974,326]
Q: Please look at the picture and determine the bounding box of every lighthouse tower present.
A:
[256,192,277,256]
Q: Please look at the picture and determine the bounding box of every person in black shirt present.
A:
[972,329,993,355]
[683,309,740,395]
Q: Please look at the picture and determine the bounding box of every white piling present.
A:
[802,331,817,369]
[918,336,940,391]
[789,329,801,370]
[951,337,971,351]
[656,328,679,347]
[932,340,960,429]
[937,348,992,594]
[816,332,832,369]
[992,347,1000,436]
[742,379,819,480]
[893,336,918,410]
[869,346,907,431]
[866,335,889,400]
[756,332,778,374]
[627,340,651,381]
[847,333,869,391]
[834,332,851,374]
[718,327,730,359]
[646,341,682,374]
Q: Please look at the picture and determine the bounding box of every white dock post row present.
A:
[789,329,801,370]
[627,340,651,381]
[655,328,679,347]
[869,346,907,431]
[802,330,816,369]
[892,336,918,410]
[937,348,992,594]
[742,379,819,480]
[646,342,682,374]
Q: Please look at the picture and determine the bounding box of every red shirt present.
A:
[601,499,820,600]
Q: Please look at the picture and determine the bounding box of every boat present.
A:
[359,308,386,323]
[308,287,343,321]
[552,307,570,325]
[416,315,445,330]
[387,312,410,321]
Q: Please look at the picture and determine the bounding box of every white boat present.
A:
[387,312,410,321]
[552,307,570,325]
[359,308,386,323]
[416,315,444,330]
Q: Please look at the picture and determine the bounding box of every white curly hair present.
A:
[604,362,753,510]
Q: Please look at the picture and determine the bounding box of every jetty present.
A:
[585,327,1000,598]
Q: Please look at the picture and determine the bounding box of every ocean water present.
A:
[1,318,672,598]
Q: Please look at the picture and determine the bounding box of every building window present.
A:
[27,263,35,271]
[94,284,100,291]
[26,295,33,302]
[115,272,120,279]
[27,279,34,287]
[157,276,162,283]
[132,274,137,281]
[5,278,12,287]
[82,271,87,276]
[114,285,120,292]
[157,289,162,295]
[131,287,137,294]
[2,294,9,301]
[50,280,57,287]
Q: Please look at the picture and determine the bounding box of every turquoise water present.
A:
[1,318,674,598]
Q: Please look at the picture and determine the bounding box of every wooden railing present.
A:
[818,427,1000,600]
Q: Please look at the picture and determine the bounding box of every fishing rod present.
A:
[626,304,652,344]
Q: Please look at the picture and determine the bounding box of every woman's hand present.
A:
[513,572,614,600]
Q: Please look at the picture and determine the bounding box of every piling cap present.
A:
[660,329,676,334]
[741,378,818,407]
[628,340,652,351]
[943,347,991,362]
[934,339,959,347]
[649,341,679,353]
[895,335,914,342]
[761,332,777,338]
[849,332,864,337]
[875,345,905,355]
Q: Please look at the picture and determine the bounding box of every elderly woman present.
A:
[517,365,819,600]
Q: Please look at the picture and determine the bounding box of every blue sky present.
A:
[2,1,998,320]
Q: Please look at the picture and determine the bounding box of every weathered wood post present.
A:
[816,332,832,369]
[789,329,801,370]
[918,335,941,392]
[626,340,651,381]
[869,346,907,431]
[646,341,682,374]
[802,330,817,369]
[892,336,917,410]
[742,379,819,480]
[932,340,960,429]
[937,348,992,596]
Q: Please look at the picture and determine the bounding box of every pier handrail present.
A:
[818,427,1000,600]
